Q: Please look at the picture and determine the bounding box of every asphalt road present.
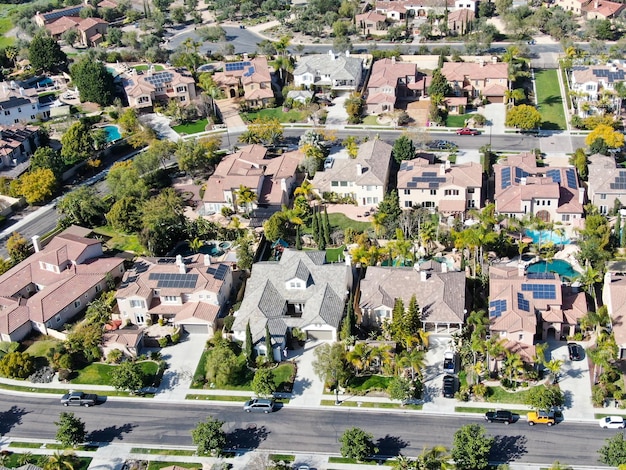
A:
[0,394,612,466]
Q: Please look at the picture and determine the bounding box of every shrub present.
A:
[150,351,162,361]
[158,337,169,348]
[472,382,487,400]
[58,369,71,382]
[592,384,607,407]
[158,317,165,326]
[171,331,180,343]
[221,207,235,218]
[109,110,119,120]
[455,385,471,401]
[107,349,123,364]
[223,315,235,333]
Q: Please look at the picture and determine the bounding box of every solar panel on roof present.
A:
[546,169,561,184]
[527,272,555,280]
[157,258,176,264]
[407,181,417,188]
[243,66,255,77]
[501,167,511,189]
[517,292,530,312]
[514,167,529,183]
[521,283,556,300]
[148,273,198,289]
[423,172,437,177]
[225,61,251,72]
[489,299,507,318]
[215,265,228,281]
[400,161,409,170]
[565,168,577,189]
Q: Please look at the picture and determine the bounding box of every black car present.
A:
[568,342,582,361]
[428,140,457,150]
[442,375,456,398]
[485,410,514,424]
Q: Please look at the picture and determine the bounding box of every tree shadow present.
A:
[87,422,137,442]
[0,406,28,435]
[226,423,269,450]
[541,95,562,106]
[375,434,408,457]
[489,434,527,462]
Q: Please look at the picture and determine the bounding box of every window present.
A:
[95,285,101,293]
[130,299,144,308]
[4,110,10,116]
[404,201,413,208]
[366,185,374,191]
[444,189,459,196]
[424,201,435,208]
[154,289,160,296]
[562,214,570,221]
[467,188,475,193]
[74,300,81,309]
[56,314,61,323]
[163,295,178,302]
[430,189,437,195]
[468,200,476,208]
[600,194,607,200]
[331,181,338,187]
[518,333,523,341]
[404,189,411,195]
[176,86,186,92]
[600,205,608,214]
[180,96,186,102]
[340,181,348,187]
[31,115,36,119]
[17,108,21,112]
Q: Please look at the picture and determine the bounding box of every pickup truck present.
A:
[60,391,98,407]
[443,351,457,374]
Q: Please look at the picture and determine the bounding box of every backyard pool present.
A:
[527,259,579,279]
[36,77,54,88]
[103,125,122,143]
[525,229,570,245]
[172,241,231,257]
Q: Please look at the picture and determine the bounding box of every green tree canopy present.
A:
[240,117,283,146]
[139,188,187,255]
[205,342,241,387]
[312,342,349,388]
[524,385,565,410]
[106,161,149,200]
[451,424,494,470]
[392,135,416,163]
[429,69,451,97]
[57,186,109,228]
[29,33,67,72]
[30,146,65,178]
[110,361,147,392]
[191,416,226,456]
[105,196,143,233]
[505,104,542,130]
[55,412,86,448]
[600,433,626,466]
[0,351,35,378]
[6,231,30,263]
[61,121,94,165]
[70,58,116,106]
[15,168,57,204]
[339,427,378,462]
[252,368,277,397]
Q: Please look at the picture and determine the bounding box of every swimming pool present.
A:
[527,259,578,279]
[103,125,121,143]
[37,77,54,88]
[525,229,570,245]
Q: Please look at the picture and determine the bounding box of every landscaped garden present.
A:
[172,118,209,135]
[534,69,567,130]
[242,107,306,123]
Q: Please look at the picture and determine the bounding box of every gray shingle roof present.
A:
[233,249,351,343]
[294,52,363,82]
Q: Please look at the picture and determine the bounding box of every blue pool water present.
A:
[37,77,53,88]
[525,229,570,245]
[103,125,121,143]
[527,259,578,279]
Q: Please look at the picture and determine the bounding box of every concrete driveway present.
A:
[139,113,181,142]
[546,339,594,420]
[481,103,507,134]
[288,340,326,407]
[325,94,349,127]
[422,334,457,413]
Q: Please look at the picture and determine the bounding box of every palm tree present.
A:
[533,342,548,372]
[388,228,413,266]
[5,45,18,69]
[233,184,257,214]
[397,348,426,380]
[505,88,526,107]
[347,342,373,376]
[189,237,204,254]
[44,451,76,470]
[371,343,394,375]
[294,179,316,201]
[485,338,506,377]
[579,265,602,310]
[418,444,452,469]
[545,358,563,384]
[392,454,418,470]
[503,350,524,387]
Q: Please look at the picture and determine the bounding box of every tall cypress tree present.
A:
[340,293,355,340]
[617,211,622,247]
[295,224,302,250]
[265,324,274,364]
[323,206,331,246]
[245,321,254,365]
[312,207,319,246]
[622,215,626,248]
[318,211,326,250]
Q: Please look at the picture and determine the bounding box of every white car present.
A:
[599,416,625,429]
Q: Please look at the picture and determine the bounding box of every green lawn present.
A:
[322,399,422,410]
[534,69,567,130]
[446,113,473,127]
[347,374,391,392]
[172,118,209,135]
[326,245,346,262]
[134,64,165,72]
[71,361,159,385]
[242,107,305,123]
[485,385,535,404]
[24,336,61,359]
[0,8,16,48]
[147,462,200,470]
[2,454,91,469]
[362,115,384,126]
[10,441,98,451]
[131,448,196,456]
[327,213,371,233]
[93,225,147,255]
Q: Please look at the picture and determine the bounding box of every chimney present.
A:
[176,254,183,265]
[243,53,249,60]
[179,261,186,274]
[391,56,396,65]
[578,187,585,205]
[328,50,335,60]
[595,0,599,8]
[441,261,448,273]
[440,163,446,175]
[356,163,362,175]
[520,177,527,185]
[344,250,352,266]
[345,50,350,57]
[32,235,41,253]
[18,87,24,96]
[204,254,211,266]
[445,160,451,170]
[518,263,525,277]
[420,270,428,282]
[280,178,287,193]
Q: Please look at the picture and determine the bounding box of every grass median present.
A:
[321,399,422,410]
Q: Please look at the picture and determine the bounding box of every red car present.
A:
[456,128,480,135]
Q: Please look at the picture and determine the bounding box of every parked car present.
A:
[442,375,456,398]
[243,398,275,413]
[568,342,582,361]
[61,391,98,407]
[455,128,480,135]
[443,351,457,374]
[428,140,457,150]
[324,157,334,169]
[599,416,626,429]
[527,410,556,426]
[485,410,514,424]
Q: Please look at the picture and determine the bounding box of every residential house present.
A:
[603,265,626,359]
[0,125,40,170]
[293,51,364,91]
[45,16,108,47]
[447,9,475,35]
[213,57,274,107]
[375,0,458,19]
[356,11,388,36]
[587,153,626,214]
[101,326,144,358]
[115,254,235,335]
[359,260,467,333]
[493,152,585,225]
[489,264,586,363]
[123,66,197,112]
[34,4,85,26]
[0,228,125,342]
[0,83,41,126]
[441,60,509,103]
[454,0,476,10]
[286,90,313,105]
[397,157,483,214]
[365,58,430,114]
[311,139,393,207]
[569,62,626,115]
[232,250,353,359]
[202,144,302,216]
[583,0,625,19]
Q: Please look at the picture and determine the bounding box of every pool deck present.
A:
[505,244,584,276]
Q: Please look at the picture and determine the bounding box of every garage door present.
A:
[307,330,334,341]
[182,324,209,334]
